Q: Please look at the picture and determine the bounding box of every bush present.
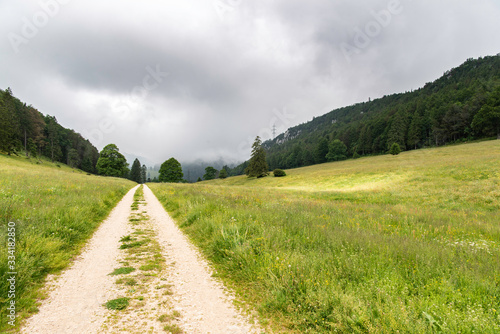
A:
[389,142,401,155]
[273,169,286,177]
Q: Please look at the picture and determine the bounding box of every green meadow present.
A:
[149,140,500,333]
[0,154,135,331]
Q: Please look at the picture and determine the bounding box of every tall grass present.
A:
[149,140,500,333]
[0,154,135,332]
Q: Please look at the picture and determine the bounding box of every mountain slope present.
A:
[0,88,100,173]
[257,54,500,171]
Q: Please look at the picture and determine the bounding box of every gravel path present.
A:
[21,185,139,334]
[143,185,260,334]
[21,185,261,334]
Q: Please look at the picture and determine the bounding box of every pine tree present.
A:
[0,89,21,155]
[387,110,408,150]
[141,165,147,184]
[67,148,80,168]
[219,168,228,179]
[326,139,348,162]
[245,136,269,178]
[314,137,329,164]
[408,112,423,149]
[81,157,94,173]
[389,142,401,155]
[27,138,37,158]
[129,158,142,183]
[358,125,372,154]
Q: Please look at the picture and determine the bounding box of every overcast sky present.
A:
[2,0,500,165]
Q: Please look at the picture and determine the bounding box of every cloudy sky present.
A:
[2,0,500,165]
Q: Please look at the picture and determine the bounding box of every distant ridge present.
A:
[246,54,500,172]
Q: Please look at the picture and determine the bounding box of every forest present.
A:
[227,55,500,174]
[0,88,99,173]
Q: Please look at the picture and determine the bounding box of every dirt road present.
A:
[21,185,260,334]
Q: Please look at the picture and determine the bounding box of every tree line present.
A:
[0,88,100,173]
[4,55,499,181]
[243,55,500,172]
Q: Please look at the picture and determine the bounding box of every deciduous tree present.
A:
[472,105,500,139]
[96,144,129,177]
[203,166,217,180]
[159,157,183,183]
[326,139,348,162]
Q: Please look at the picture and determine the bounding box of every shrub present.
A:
[389,142,401,155]
[273,169,286,177]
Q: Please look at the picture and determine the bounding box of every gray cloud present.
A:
[2,0,500,164]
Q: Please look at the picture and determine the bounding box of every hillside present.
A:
[0,88,100,173]
[151,140,500,332]
[230,55,500,173]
